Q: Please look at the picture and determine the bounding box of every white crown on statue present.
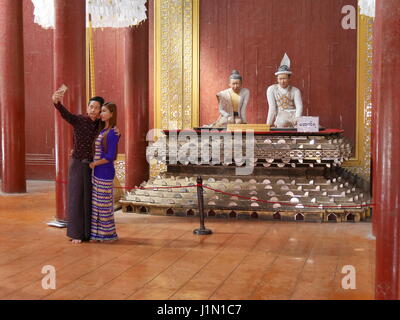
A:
[275,53,292,76]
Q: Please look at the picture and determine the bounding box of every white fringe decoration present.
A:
[31,0,147,29]
[358,0,375,18]
[31,0,54,29]
[87,0,147,28]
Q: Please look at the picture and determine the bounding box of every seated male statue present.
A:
[204,70,250,128]
[266,53,303,128]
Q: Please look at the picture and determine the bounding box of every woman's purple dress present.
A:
[90,128,119,241]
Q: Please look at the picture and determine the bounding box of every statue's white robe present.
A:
[266,84,303,127]
[208,88,249,127]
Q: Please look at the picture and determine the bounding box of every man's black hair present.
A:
[88,96,105,106]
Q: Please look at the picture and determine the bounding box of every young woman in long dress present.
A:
[89,102,120,242]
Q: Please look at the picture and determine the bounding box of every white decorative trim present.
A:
[87,0,147,28]
[358,0,375,18]
[31,0,147,29]
[31,0,54,29]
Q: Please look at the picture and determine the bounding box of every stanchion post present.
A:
[193,176,212,235]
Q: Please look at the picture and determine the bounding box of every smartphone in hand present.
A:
[57,84,68,94]
[52,84,68,103]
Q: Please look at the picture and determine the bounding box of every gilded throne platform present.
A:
[120,129,371,222]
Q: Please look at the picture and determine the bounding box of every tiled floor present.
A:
[0,181,375,300]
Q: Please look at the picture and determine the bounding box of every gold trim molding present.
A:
[344,12,373,181]
[154,0,199,130]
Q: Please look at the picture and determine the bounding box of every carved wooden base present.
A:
[121,130,371,223]
[120,202,370,223]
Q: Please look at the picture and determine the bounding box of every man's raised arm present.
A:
[52,90,79,125]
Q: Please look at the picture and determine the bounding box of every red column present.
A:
[371,0,383,238]
[0,0,26,193]
[124,22,150,189]
[54,0,86,221]
[373,0,400,300]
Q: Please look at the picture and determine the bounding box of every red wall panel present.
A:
[200,0,357,148]
[92,28,126,152]
[23,0,55,180]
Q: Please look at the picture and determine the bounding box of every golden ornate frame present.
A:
[153,1,372,180]
[345,12,373,180]
[154,0,199,130]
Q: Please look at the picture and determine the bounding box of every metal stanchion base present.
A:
[193,228,212,235]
